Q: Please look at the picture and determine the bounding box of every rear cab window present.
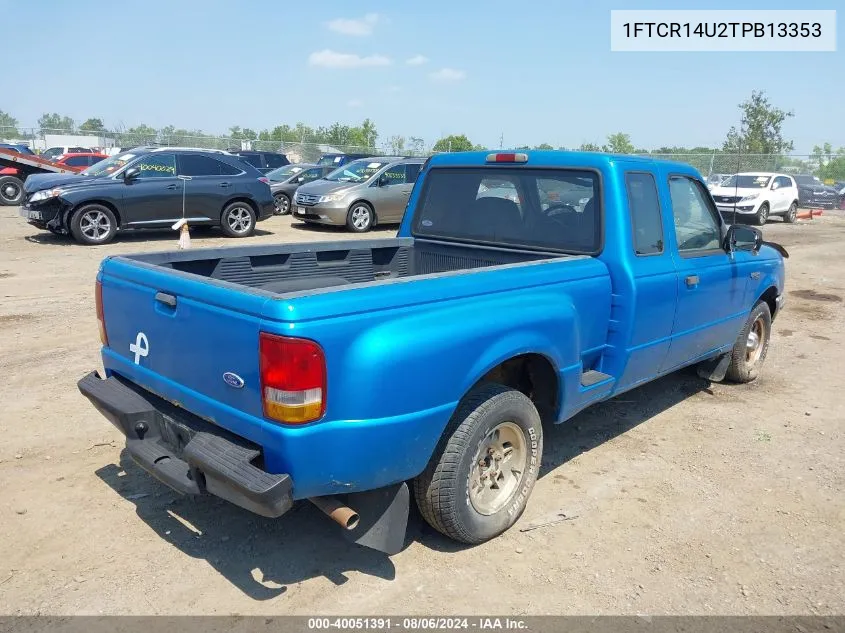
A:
[414,167,601,254]
[625,172,664,255]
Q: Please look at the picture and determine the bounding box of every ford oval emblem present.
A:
[222,372,245,389]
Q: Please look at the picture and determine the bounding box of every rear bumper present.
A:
[78,371,294,518]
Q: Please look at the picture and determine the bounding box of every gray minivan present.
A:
[293,156,425,232]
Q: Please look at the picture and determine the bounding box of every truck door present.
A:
[660,174,747,372]
[615,171,678,392]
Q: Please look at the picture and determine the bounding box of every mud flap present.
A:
[696,353,731,382]
[342,482,409,555]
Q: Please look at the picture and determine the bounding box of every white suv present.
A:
[709,172,799,225]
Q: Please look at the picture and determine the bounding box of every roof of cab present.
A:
[426,149,696,172]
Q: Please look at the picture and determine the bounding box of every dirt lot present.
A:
[0,208,843,616]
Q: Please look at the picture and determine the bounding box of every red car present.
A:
[52,152,108,170]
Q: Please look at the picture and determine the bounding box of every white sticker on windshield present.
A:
[334,157,342,163]
[119,154,135,161]
[422,219,433,227]
[367,162,381,169]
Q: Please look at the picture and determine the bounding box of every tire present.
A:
[0,176,24,206]
[413,383,543,544]
[753,203,769,226]
[69,204,117,245]
[346,201,374,232]
[726,301,772,383]
[273,192,290,215]
[783,202,798,223]
[220,201,256,237]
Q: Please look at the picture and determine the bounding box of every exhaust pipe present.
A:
[309,496,360,530]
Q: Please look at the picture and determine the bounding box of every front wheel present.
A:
[0,176,24,206]
[220,201,256,237]
[414,383,543,544]
[346,202,374,232]
[273,192,290,215]
[754,203,769,226]
[783,202,798,223]
[726,301,772,383]
[70,204,117,245]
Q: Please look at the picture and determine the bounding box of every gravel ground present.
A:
[0,208,843,615]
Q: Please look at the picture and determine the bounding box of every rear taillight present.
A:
[95,279,108,346]
[259,333,326,424]
[258,177,269,184]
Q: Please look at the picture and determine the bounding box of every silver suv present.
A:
[293,156,425,232]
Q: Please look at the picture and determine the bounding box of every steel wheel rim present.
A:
[351,206,370,230]
[2,182,20,201]
[227,206,252,233]
[469,421,527,515]
[787,204,796,220]
[760,206,768,221]
[79,210,111,241]
[746,317,765,364]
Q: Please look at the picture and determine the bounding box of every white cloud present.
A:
[327,13,380,36]
[308,50,391,69]
[406,54,429,66]
[429,67,466,82]
[347,99,364,108]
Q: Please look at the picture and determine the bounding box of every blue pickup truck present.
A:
[79,150,787,555]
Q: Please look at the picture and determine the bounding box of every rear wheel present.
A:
[414,383,543,544]
[753,203,769,226]
[346,202,374,232]
[783,202,797,223]
[70,204,117,245]
[273,192,290,215]
[0,176,24,206]
[220,201,256,237]
[726,301,772,383]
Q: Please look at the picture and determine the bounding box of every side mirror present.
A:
[378,174,390,187]
[724,224,762,254]
[123,167,140,181]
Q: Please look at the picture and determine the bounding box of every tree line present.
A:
[1,91,843,179]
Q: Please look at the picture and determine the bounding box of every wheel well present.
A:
[473,354,559,425]
[69,200,122,227]
[221,197,258,219]
[758,286,779,319]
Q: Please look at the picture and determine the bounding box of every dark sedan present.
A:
[267,163,333,215]
[20,147,274,245]
[794,174,840,209]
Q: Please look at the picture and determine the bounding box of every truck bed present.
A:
[124,237,568,296]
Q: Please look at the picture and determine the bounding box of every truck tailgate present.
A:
[99,257,272,433]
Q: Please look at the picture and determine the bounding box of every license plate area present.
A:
[296,206,307,215]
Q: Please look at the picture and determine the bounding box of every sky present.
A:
[4,0,842,154]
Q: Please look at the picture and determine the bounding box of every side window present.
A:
[669,176,722,253]
[381,164,407,185]
[89,156,105,166]
[300,167,323,183]
[406,163,421,184]
[179,154,222,176]
[265,153,286,168]
[241,154,263,168]
[65,156,89,167]
[135,153,176,178]
[625,172,664,255]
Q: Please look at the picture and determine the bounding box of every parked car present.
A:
[53,152,108,169]
[0,144,37,205]
[316,153,373,168]
[20,147,274,244]
[78,150,786,555]
[709,172,799,225]
[706,173,730,190]
[794,174,840,209]
[40,146,92,161]
[294,156,425,231]
[232,150,290,174]
[267,163,333,215]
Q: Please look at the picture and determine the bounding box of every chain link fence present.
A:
[0,125,819,176]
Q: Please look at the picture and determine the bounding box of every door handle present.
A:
[166,184,178,190]
[155,291,177,307]
[685,275,700,287]
[219,182,231,188]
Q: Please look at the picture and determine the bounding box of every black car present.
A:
[231,150,290,174]
[794,174,840,209]
[20,147,274,245]
[267,163,333,215]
